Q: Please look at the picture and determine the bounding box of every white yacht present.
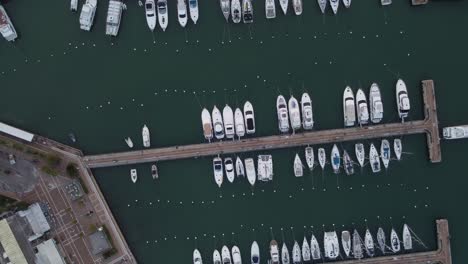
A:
[71,0,78,11]
[301,93,314,130]
[292,0,303,15]
[193,249,203,264]
[369,143,381,173]
[310,235,321,260]
[403,224,413,250]
[329,0,339,14]
[189,0,199,24]
[279,0,289,15]
[177,0,188,27]
[105,0,124,37]
[318,148,326,170]
[341,231,351,258]
[370,83,384,123]
[324,231,339,259]
[145,0,157,31]
[331,144,340,174]
[213,157,223,187]
[396,79,410,120]
[0,5,17,41]
[222,246,232,264]
[364,229,375,257]
[292,241,301,264]
[390,228,401,253]
[124,137,134,148]
[225,157,235,183]
[281,243,290,264]
[157,0,168,31]
[343,86,356,127]
[231,246,241,264]
[317,0,327,14]
[382,0,392,5]
[142,125,151,147]
[251,241,260,264]
[342,0,351,8]
[220,0,230,21]
[380,139,391,169]
[244,101,256,134]
[242,0,253,24]
[289,96,301,131]
[223,105,235,139]
[355,143,365,167]
[443,125,468,139]
[265,0,276,19]
[130,169,138,183]
[151,164,159,180]
[201,108,213,141]
[377,227,386,254]
[213,250,221,264]
[245,158,256,186]
[257,155,273,182]
[305,146,314,170]
[277,95,290,133]
[302,237,311,262]
[212,106,225,139]
[356,89,369,125]
[79,0,98,31]
[352,229,363,259]
[270,240,280,264]
[235,157,245,177]
[293,154,303,177]
[234,108,245,138]
[231,0,242,23]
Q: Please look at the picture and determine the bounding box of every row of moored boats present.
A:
[193,224,414,263]
[213,155,273,187]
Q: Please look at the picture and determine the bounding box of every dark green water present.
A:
[1,0,468,263]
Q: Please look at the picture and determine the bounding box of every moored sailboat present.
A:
[355,143,365,167]
[331,144,340,174]
[343,150,354,175]
[329,0,339,15]
[231,246,241,264]
[305,146,314,170]
[251,241,260,264]
[377,227,386,254]
[317,0,327,14]
[302,237,311,262]
[294,154,304,177]
[380,139,391,169]
[220,0,230,21]
[364,229,375,257]
[394,139,402,161]
[235,157,245,178]
[310,234,321,260]
[245,158,256,186]
[279,0,289,15]
[318,148,326,170]
[342,0,351,8]
[270,240,280,264]
[193,249,203,264]
[403,224,413,250]
[222,246,232,264]
[231,0,242,23]
[281,243,290,264]
[341,230,351,258]
[353,229,363,259]
[324,231,340,259]
[124,137,134,148]
[292,241,301,264]
[213,249,221,264]
[292,0,303,15]
[151,164,158,179]
[390,228,401,253]
[369,143,381,173]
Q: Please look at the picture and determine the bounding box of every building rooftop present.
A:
[0,219,28,264]
[89,229,112,255]
[17,203,50,241]
[35,239,66,264]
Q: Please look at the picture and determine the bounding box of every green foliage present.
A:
[41,166,58,176]
[66,163,79,178]
[102,248,117,259]
[46,154,61,167]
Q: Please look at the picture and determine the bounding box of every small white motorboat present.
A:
[331,144,340,174]
[130,169,138,183]
[342,0,351,8]
[201,108,213,141]
[224,157,235,183]
[343,86,356,127]
[289,96,301,131]
[71,0,78,11]
[352,229,363,259]
[279,0,289,15]
[213,250,221,264]
[212,106,225,139]
[222,246,232,264]
[292,0,303,15]
[302,237,311,262]
[189,0,199,24]
[234,108,246,138]
[370,83,384,123]
[301,93,314,130]
[220,0,230,21]
[157,0,168,31]
[213,157,224,187]
[377,227,386,254]
[305,146,314,170]
[277,95,290,133]
[317,0,327,14]
[265,0,276,19]
[391,228,401,253]
[329,0,339,14]
[380,139,391,169]
[293,154,304,177]
[177,0,188,27]
[381,0,392,5]
[251,241,260,264]
[151,164,158,180]
[245,158,256,186]
[318,148,326,170]
[235,157,245,178]
[242,0,253,23]
[142,125,151,147]
[223,105,235,139]
[145,0,157,31]
[310,235,321,260]
[244,101,256,134]
[356,88,369,125]
[231,246,242,264]
[343,150,354,175]
[369,143,381,173]
[292,241,301,264]
[364,229,375,257]
[355,143,365,167]
[403,224,413,250]
[270,240,280,264]
[231,0,242,23]
[281,243,290,264]
[394,139,402,161]
[443,125,468,139]
[193,249,203,264]
[341,231,351,258]
[124,137,134,148]
[79,0,98,31]
[396,79,411,120]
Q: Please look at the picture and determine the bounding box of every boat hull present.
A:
[370,83,384,123]
[301,93,314,130]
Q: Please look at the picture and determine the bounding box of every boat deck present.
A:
[83,80,441,168]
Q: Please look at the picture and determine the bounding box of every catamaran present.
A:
[281,243,290,264]
[277,95,290,133]
[329,0,339,14]
[342,0,351,8]
[265,0,276,19]
[318,148,326,170]
[231,246,241,264]
[343,150,354,175]
[251,241,260,264]
[142,125,151,147]
[353,229,363,259]
[105,0,124,37]
[365,229,375,257]
[157,0,168,31]
[356,89,369,125]
[380,139,391,169]
[224,157,235,183]
[403,224,413,250]
[234,108,245,138]
[270,240,280,264]
[369,143,381,173]
[212,106,225,139]
[302,237,311,262]
[244,101,256,134]
[341,231,351,258]
[343,86,356,127]
[324,231,340,259]
[310,234,321,260]
[231,0,242,23]
[193,249,203,264]
[443,125,468,139]
[355,143,365,167]
[130,169,138,183]
[396,79,410,120]
[294,154,304,177]
[201,108,213,141]
[220,0,231,21]
[293,0,303,15]
[177,0,188,27]
[213,250,221,264]
[145,0,157,31]
[222,246,232,264]
[189,0,199,24]
[279,0,289,15]
[79,0,97,31]
[258,155,273,182]
[370,83,384,123]
[235,157,245,177]
[245,158,256,186]
[289,96,301,131]
[331,144,340,174]
[213,157,223,187]
[377,227,386,254]
[223,105,235,139]
[124,137,134,148]
[151,164,159,179]
[390,228,401,253]
[317,0,327,14]
[292,241,301,264]
[394,139,402,161]
[301,93,314,130]
[242,0,253,23]
[305,146,314,170]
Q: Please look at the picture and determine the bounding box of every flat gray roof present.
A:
[0,122,34,142]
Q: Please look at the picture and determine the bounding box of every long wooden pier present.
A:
[84,80,441,169]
